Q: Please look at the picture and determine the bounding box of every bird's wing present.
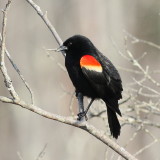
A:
[95,51,123,96]
[80,54,122,115]
[80,54,122,99]
[80,55,108,84]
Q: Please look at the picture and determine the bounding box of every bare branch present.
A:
[17,152,24,160]
[133,139,159,157]
[1,97,137,160]
[25,0,66,57]
[133,78,160,96]
[126,49,160,87]
[0,33,34,104]
[124,30,160,50]
[36,144,47,160]
[25,0,62,45]
[0,96,13,103]
[0,0,19,100]
[43,47,66,72]
[110,28,160,159]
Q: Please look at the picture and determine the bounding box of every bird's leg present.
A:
[77,95,94,121]
[80,98,94,120]
[77,92,84,113]
[84,98,94,116]
[77,92,87,121]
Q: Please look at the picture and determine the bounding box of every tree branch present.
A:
[124,30,160,50]
[0,0,19,100]
[0,33,34,104]
[25,0,65,57]
[2,97,137,160]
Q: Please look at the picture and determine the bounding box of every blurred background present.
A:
[0,0,160,159]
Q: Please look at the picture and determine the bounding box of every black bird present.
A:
[58,35,123,139]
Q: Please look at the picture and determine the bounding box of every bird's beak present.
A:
[56,45,68,52]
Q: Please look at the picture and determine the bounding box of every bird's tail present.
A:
[105,102,121,139]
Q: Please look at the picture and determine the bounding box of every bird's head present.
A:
[57,35,95,57]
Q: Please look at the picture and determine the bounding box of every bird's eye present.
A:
[68,42,72,47]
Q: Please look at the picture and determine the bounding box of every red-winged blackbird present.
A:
[58,35,123,139]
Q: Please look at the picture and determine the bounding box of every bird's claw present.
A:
[77,112,88,121]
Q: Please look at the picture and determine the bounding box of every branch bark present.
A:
[1,97,137,160]
[0,0,19,100]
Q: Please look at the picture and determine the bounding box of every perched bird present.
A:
[58,35,123,139]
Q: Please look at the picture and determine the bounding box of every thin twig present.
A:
[111,37,130,61]
[36,144,47,160]
[25,0,65,57]
[0,33,34,104]
[124,30,160,50]
[17,152,24,160]
[119,95,131,105]
[124,126,142,148]
[44,47,66,72]
[0,0,19,100]
[133,78,160,96]
[68,92,76,116]
[126,50,160,87]
[133,139,159,156]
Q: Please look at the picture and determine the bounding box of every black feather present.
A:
[107,106,121,139]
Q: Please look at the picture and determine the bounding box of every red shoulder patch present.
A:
[80,55,102,72]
